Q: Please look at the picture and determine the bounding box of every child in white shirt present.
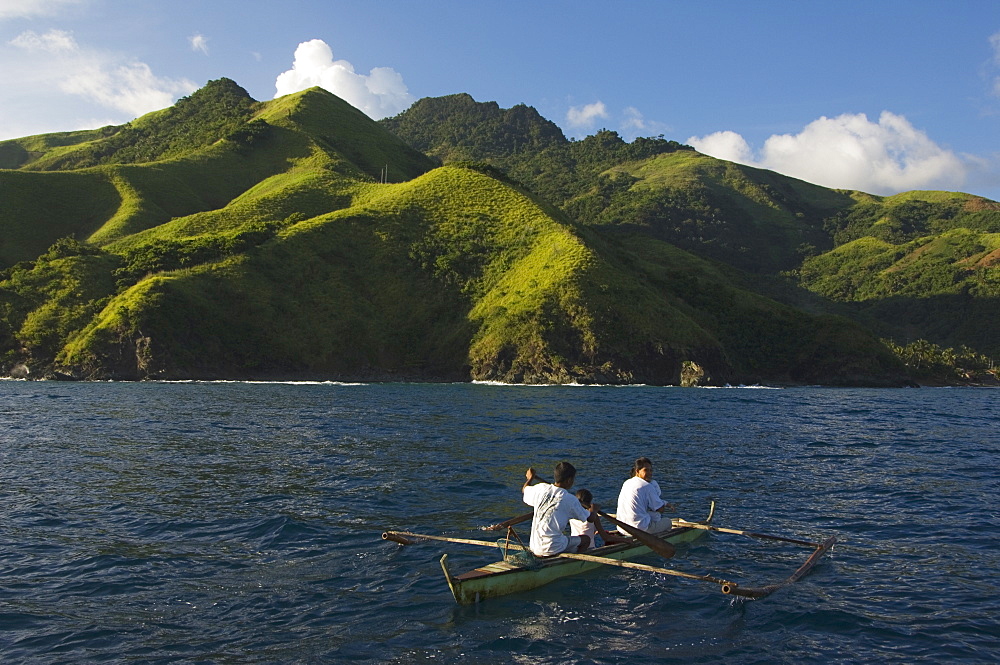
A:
[570,488,629,549]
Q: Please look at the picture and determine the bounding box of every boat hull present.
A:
[440,524,707,605]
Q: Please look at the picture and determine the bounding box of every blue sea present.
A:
[0,381,997,664]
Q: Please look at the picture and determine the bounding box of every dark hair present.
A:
[553,461,577,485]
[630,457,653,477]
[576,488,593,508]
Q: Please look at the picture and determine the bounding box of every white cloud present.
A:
[61,60,196,116]
[566,101,608,128]
[687,130,754,164]
[622,106,647,131]
[620,106,672,140]
[989,31,1000,96]
[189,33,209,55]
[688,112,967,195]
[274,39,413,119]
[4,28,197,134]
[0,0,85,20]
[9,28,77,52]
[563,102,669,140]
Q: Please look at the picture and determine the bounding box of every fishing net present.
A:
[497,528,541,569]
[497,539,541,569]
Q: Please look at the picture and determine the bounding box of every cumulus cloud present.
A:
[189,33,209,55]
[0,0,85,20]
[6,28,197,120]
[566,101,608,129]
[274,39,413,119]
[688,130,755,163]
[688,112,967,195]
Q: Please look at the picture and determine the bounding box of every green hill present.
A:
[381,96,855,273]
[8,78,258,170]
[379,93,566,162]
[381,94,1000,380]
[13,163,905,385]
[0,82,994,385]
[0,81,436,265]
[785,190,1000,362]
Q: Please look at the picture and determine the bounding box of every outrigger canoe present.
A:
[383,502,837,605]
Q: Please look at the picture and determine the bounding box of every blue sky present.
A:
[3,0,1000,199]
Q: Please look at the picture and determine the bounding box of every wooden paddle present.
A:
[514,471,676,559]
[597,510,676,559]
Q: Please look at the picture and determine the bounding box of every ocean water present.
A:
[0,381,997,664]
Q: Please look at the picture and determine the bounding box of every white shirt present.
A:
[616,476,666,532]
[523,483,590,556]
[570,516,597,549]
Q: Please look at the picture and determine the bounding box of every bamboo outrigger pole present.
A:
[385,499,835,601]
[483,512,533,531]
[671,519,824,548]
[719,535,837,599]
[382,530,736,588]
[384,531,497,548]
[557,550,735,587]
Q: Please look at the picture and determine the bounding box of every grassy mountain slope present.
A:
[798,224,1000,355]
[259,86,437,183]
[382,96,851,273]
[0,83,987,384]
[0,170,121,266]
[604,232,904,384]
[0,144,303,265]
[51,166,706,381]
[0,126,114,170]
[569,149,856,272]
[8,78,257,170]
[0,81,435,267]
[59,166,549,379]
[0,81,255,170]
[381,94,998,379]
[51,164,900,384]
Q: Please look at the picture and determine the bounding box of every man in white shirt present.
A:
[522,462,596,556]
[616,457,676,535]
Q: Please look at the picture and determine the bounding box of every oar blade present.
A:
[598,511,676,559]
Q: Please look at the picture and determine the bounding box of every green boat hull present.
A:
[440,523,708,605]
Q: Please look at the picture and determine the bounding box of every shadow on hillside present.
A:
[857,292,1000,358]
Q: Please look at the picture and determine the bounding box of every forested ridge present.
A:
[380,95,1000,382]
[0,80,995,385]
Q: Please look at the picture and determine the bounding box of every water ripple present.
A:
[0,383,996,663]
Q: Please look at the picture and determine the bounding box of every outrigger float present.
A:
[383,502,836,604]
